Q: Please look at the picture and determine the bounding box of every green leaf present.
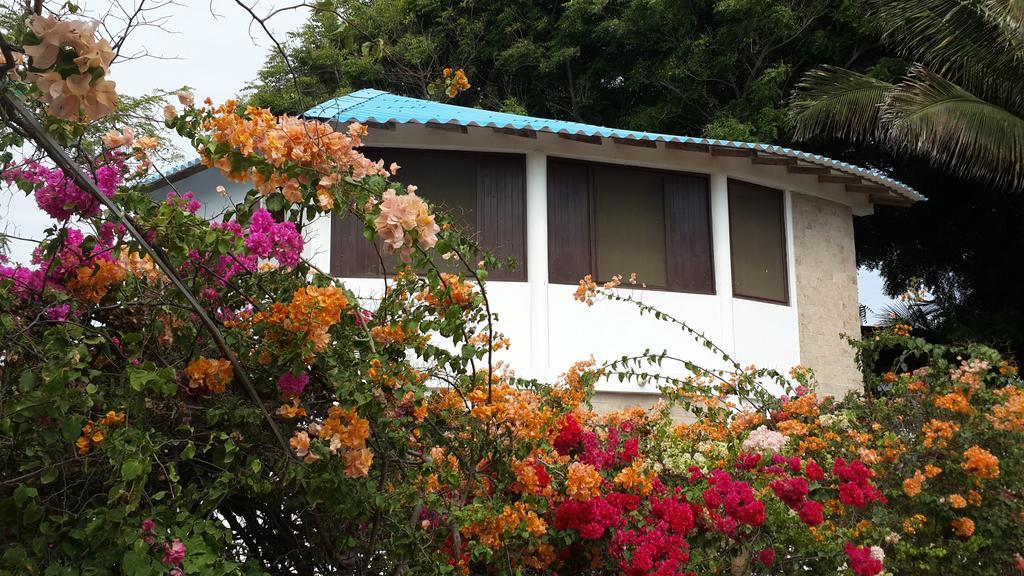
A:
[40,467,58,485]
[121,550,157,576]
[121,459,146,481]
[13,485,37,506]
[18,371,36,390]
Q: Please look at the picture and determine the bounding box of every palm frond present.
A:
[882,66,1024,192]
[1000,0,1024,29]
[870,0,1024,111]
[788,66,892,142]
[875,299,941,331]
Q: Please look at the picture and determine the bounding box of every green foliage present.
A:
[850,154,1024,359]
[789,0,1024,191]
[244,0,879,143]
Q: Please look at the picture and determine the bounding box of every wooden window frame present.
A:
[547,157,715,295]
[727,178,790,305]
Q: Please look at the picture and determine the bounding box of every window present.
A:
[547,159,713,294]
[331,148,526,280]
[728,179,788,303]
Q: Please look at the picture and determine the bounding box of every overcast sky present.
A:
[0,0,897,320]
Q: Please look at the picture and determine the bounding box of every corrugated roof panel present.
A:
[305,89,924,202]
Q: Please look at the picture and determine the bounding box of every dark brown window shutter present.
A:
[477,154,527,281]
[728,179,788,303]
[547,160,592,284]
[330,211,382,278]
[664,174,714,294]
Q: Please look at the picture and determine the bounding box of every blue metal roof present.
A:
[141,157,203,186]
[305,89,923,202]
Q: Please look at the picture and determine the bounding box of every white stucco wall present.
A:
[154,122,870,402]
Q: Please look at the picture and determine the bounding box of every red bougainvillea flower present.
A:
[833,458,885,508]
[734,452,761,471]
[844,542,884,576]
[553,496,626,540]
[770,476,809,508]
[805,459,825,481]
[798,499,824,526]
[702,470,765,536]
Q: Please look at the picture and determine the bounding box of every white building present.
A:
[153,89,924,409]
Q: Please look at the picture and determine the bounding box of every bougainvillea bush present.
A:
[1,9,1023,576]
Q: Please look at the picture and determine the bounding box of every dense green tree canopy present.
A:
[245,0,878,143]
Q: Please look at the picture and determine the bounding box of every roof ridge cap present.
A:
[333,88,390,117]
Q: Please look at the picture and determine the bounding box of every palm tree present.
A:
[788,0,1024,192]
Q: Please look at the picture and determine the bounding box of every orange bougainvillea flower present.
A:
[934,391,973,414]
[989,386,1024,432]
[203,102,386,189]
[76,434,91,455]
[443,68,471,98]
[902,514,927,534]
[417,273,475,308]
[276,398,307,419]
[343,448,374,478]
[68,259,126,303]
[245,285,349,360]
[574,274,599,306]
[949,494,967,509]
[289,430,319,464]
[76,410,128,454]
[613,459,654,496]
[183,356,233,394]
[923,419,960,449]
[566,462,603,501]
[924,464,943,478]
[961,445,1000,479]
[99,411,125,426]
[511,458,549,495]
[903,470,925,497]
[951,517,975,538]
[316,405,371,457]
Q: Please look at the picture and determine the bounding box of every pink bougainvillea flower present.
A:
[161,539,186,566]
[277,371,309,397]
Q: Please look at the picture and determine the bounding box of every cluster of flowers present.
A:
[140,519,186,575]
[197,101,387,200]
[175,98,442,268]
[182,356,233,394]
[15,15,117,120]
[1,158,120,220]
[0,216,138,306]
[238,285,349,363]
[409,353,951,576]
[75,411,125,455]
[442,67,471,98]
[168,193,304,284]
[289,405,372,477]
[370,185,440,261]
